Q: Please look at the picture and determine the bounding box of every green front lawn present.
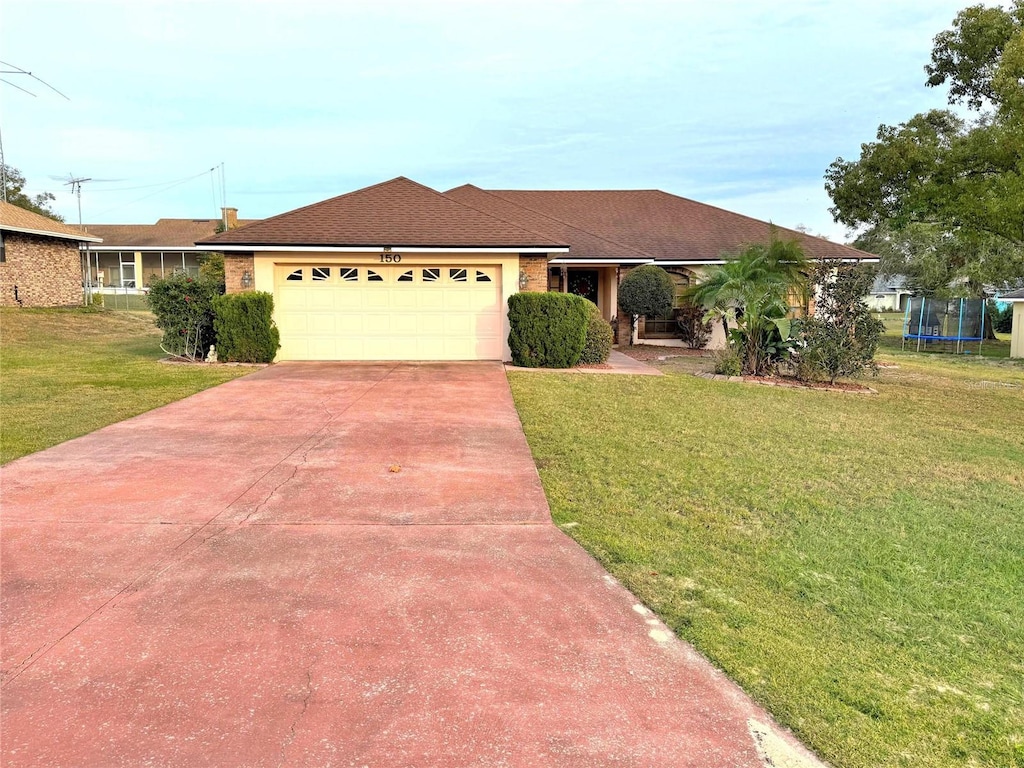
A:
[0,308,252,464]
[510,351,1024,768]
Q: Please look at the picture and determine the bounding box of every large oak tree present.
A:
[825,2,1024,296]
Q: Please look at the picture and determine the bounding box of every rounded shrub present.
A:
[212,291,281,363]
[579,300,613,364]
[507,292,588,368]
[618,265,675,321]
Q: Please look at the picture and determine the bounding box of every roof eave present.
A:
[198,243,569,253]
[1,224,102,243]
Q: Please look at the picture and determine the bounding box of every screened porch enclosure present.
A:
[88,251,203,289]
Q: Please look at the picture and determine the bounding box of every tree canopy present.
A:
[825,2,1024,294]
[2,164,63,221]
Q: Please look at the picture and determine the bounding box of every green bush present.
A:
[675,302,712,349]
[993,302,1014,334]
[198,252,226,291]
[713,347,742,376]
[508,292,588,368]
[579,300,613,364]
[618,266,675,345]
[212,292,281,363]
[147,272,221,359]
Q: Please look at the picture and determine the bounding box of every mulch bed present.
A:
[618,345,710,362]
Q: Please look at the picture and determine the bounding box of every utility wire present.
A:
[87,171,218,193]
[0,77,35,97]
[91,170,215,219]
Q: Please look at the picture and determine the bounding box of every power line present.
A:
[90,169,216,219]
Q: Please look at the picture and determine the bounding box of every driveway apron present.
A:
[1,362,823,767]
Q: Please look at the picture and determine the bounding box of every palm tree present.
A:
[686,236,809,376]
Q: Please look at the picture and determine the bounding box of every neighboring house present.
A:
[864,274,912,312]
[1001,287,1024,359]
[198,176,877,362]
[84,208,255,291]
[0,201,102,307]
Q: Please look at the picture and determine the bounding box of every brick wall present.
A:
[224,253,255,294]
[517,255,549,293]
[0,232,83,307]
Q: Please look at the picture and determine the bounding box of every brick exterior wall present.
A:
[517,255,549,293]
[0,232,82,307]
[224,253,255,294]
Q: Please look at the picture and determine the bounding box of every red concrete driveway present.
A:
[1,362,823,767]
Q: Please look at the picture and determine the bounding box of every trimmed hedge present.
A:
[508,292,589,368]
[212,291,281,363]
[579,300,613,364]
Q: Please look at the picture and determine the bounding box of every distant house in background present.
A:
[0,201,102,307]
[863,274,911,312]
[84,207,255,291]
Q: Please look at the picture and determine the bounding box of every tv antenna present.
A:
[50,174,122,228]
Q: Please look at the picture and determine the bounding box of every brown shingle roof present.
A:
[445,185,651,260]
[0,201,101,243]
[463,188,875,263]
[198,177,567,249]
[1001,287,1024,300]
[85,218,258,249]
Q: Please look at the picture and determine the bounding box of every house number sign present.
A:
[380,247,402,264]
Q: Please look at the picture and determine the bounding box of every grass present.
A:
[509,348,1024,768]
[0,308,252,464]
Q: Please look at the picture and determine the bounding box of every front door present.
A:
[568,270,599,306]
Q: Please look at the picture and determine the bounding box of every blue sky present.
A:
[1,0,972,240]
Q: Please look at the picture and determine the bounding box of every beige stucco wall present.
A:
[0,231,82,307]
[251,251,520,360]
[1011,303,1024,359]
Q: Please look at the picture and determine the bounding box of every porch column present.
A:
[134,251,143,288]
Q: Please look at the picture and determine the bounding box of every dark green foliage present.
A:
[146,273,221,359]
[579,300,613,364]
[796,262,885,384]
[507,292,588,368]
[675,302,712,349]
[212,292,281,363]
[2,164,63,221]
[994,302,1014,333]
[618,265,675,321]
[198,252,225,291]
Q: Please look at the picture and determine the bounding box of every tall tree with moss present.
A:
[2,164,64,221]
[826,2,1024,296]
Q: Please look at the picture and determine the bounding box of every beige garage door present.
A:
[274,264,504,361]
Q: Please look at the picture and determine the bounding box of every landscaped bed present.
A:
[0,308,252,464]
[510,350,1024,768]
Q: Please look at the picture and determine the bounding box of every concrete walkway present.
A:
[1,362,822,767]
[504,350,662,375]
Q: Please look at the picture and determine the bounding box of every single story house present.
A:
[198,176,877,362]
[864,274,912,312]
[0,201,102,307]
[84,208,255,291]
[1001,287,1024,359]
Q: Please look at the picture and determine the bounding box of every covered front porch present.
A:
[546,260,719,347]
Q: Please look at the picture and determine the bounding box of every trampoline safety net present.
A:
[903,297,986,352]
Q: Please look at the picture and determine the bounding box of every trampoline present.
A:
[903,297,986,354]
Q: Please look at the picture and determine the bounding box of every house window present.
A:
[312,267,331,281]
[423,268,440,282]
[367,270,384,282]
[286,269,304,281]
[643,270,692,337]
[397,270,414,282]
[450,268,467,282]
[340,267,358,282]
[0,232,5,263]
[475,270,492,282]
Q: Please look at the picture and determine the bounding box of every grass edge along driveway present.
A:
[0,308,252,464]
[510,354,1024,768]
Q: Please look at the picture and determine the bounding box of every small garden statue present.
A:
[205,345,218,363]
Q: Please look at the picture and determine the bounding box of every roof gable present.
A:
[199,177,567,249]
[0,201,101,243]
